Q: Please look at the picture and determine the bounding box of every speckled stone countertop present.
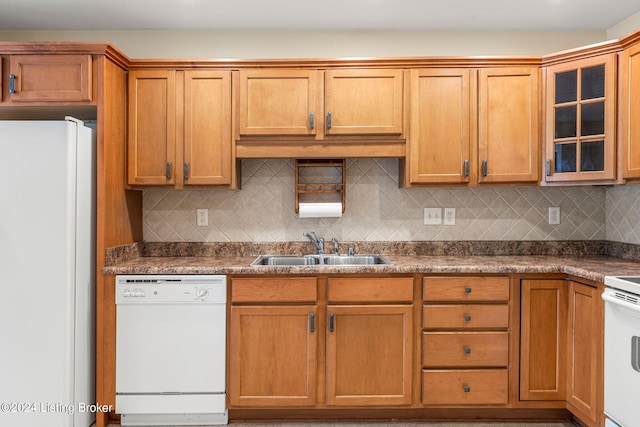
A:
[103,241,640,283]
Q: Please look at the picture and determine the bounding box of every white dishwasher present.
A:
[115,275,227,426]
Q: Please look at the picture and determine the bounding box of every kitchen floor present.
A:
[106,423,577,427]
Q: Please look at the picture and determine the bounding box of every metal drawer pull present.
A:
[481,160,488,177]
[166,162,172,180]
[309,112,315,130]
[309,313,315,333]
[464,314,472,321]
[463,386,471,393]
[465,287,472,294]
[329,312,335,332]
[9,74,16,94]
[463,160,469,177]
[327,111,332,129]
[184,162,190,180]
[464,347,471,354]
[546,159,552,176]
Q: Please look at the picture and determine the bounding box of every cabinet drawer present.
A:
[423,304,509,329]
[423,332,508,367]
[422,369,508,405]
[231,278,317,303]
[424,276,510,302]
[328,277,414,303]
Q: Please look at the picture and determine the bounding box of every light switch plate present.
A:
[424,208,442,225]
[549,207,560,225]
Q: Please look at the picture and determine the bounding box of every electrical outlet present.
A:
[196,209,209,227]
[424,208,442,225]
[444,208,456,225]
[549,207,560,225]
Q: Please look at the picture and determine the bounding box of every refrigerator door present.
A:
[0,119,95,427]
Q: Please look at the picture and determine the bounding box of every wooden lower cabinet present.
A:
[326,304,413,406]
[423,369,509,405]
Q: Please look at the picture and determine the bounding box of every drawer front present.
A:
[424,276,510,302]
[422,369,508,405]
[232,277,317,303]
[423,304,509,329]
[423,332,509,367]
[328,277,414,303]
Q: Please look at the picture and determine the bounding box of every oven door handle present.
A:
[602,291,640,314]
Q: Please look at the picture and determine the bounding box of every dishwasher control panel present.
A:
[115,275,226,304]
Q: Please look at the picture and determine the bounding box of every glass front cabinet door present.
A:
[544,54,616,183]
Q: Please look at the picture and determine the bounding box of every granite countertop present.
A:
[103,241,640,283]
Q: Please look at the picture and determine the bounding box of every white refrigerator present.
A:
[0,117,96,427]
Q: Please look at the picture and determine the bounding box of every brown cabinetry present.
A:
[422,276,510,405]
[3,54,93,103]
[237,68,404,139]
[544,54,616,183]
[620,41,640,179]
[128,69,232,187]
[326,277,414,406]
[229,277,318,407]
[408,67,539,185]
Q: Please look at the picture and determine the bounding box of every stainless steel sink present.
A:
[250,254,393,267]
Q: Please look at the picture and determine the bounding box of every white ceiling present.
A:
[0,0,638,32]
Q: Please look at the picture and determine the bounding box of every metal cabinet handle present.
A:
[464,314,472,322]
[463,386,471,393]
[9,74,16,94]
[327,111,332,129]
[166,162,172,180]
[309,112,315,130]
[464,347,472,354]
[463,160,469,177]
[329,312,335,332]
[465,287,472,294]
[184,162,189,180]
[481,160,488,177]
[546,159,552,176]
[309,313,315,333]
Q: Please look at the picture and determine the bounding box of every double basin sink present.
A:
[251,254,393,266]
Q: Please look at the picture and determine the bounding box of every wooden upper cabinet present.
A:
[620,42,640,179]
[7,54,93,102]
[478,67,540,184]
[128,70,176,186]
[238,69,319,136]
[544,54,616,183]
[324,69,404,136]
[237,68,404,139]
[183,70,232,185]
[409,68,471,184]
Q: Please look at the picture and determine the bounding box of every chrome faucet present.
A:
[330,238,339,255]
[303,231,324,254]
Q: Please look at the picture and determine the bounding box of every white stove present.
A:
[602,276,640,427]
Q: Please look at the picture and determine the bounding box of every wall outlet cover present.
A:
[444,208,456,225]
[197,208,209,227]
[549,207,560,225]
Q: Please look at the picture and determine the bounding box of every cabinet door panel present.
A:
[325,69,403,136]
[327,305,412,406]
[128,70,176,185]
[8,54,92,102]
[621,43,640,178]
[238,69,318,136]
[520,279,567,401]
[229,305,317,407]
[184,70,231,185]
[478,67,539,183]
[409,69,471,184]
[567,281,601,424]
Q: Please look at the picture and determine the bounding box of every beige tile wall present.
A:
[606,184,640,244]
[143,159,606,242]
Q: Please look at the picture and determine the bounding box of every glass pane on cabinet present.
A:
[554,143,577,173]
[555,105,577,138]
[580,140,604,172]
[555,70,577,104]
[581,65,605,100]
[581,102,605,136]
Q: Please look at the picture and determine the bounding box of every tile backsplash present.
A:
[143,159,608,243]
[606,184,640,244]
